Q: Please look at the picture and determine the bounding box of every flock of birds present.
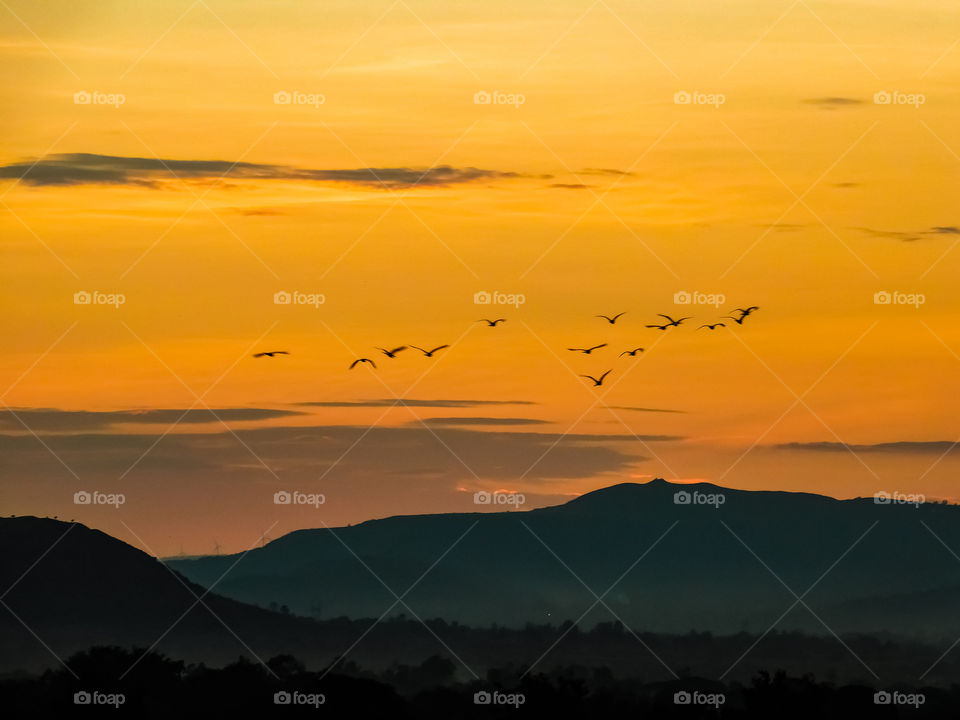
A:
[252,306,760,384]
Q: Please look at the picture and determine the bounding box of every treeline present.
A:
[1,646,957,718]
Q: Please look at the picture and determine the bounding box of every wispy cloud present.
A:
[803,97,865,108]
[855,226,960,242]
[0,407,302,432]
[297,398,536,408]
[0,153,525,189]
[777,441,960,454]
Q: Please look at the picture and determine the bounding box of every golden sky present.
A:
[2,0,959,554]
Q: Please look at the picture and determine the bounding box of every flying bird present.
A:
[253,351,289,358]
[349,358,376,369]
[568,343,608,354]
[478,318,506,327]
[581,369,612,386]
[698,323,726,330]
[619,347,644,356]
[596,312,627,324]
[655,314,691,327]
[377,346,407,358]
[731,306,759,317]
[411,344,450,357]
[723,314,754,325]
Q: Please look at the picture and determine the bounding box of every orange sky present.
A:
[2,0,959,555]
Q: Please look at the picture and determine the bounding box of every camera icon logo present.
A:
[274,691,291,705]
[274,491,292,505]
[474,691,492,705]
[473,290,491,304]
[74,491,91,505]
[673,290,691,304]
[674,691,691,704]
[874,91,892,105]
[873,491,891,505]
[274,290,292,305]
[674,91,691,105]
[74,691,91,704]
[274,91,291,105]
[673,490,691,505]
[74,291,92,305]
[73,91,91,105]
[874,291,891,305]
[474,491,491,505]
[474,91,492,105]
[874,691,891,705]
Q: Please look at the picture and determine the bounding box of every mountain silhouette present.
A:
[168,479,960,638]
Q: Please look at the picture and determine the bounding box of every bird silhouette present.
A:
[411,344,450,357]
[732,306,759,317]
[253,351,289,358]
[646,314,691,330]
[581,369,612,386]
[619,347,644,356]
[723,314,751,325]
[698,323,726,330]
[377,346,407,358]
[477,318,506,327]
[350,358,376,369]
[568,343,607,354]
[596,312,626,324]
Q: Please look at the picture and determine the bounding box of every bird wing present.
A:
[657,314,676,322]
[253,352,266,357]
[349,359,360,369]
[568,348,585,352]
[595,314,611,321]
[430,345,449,353]
[580,374,599,383]
[613,312,626,321]
[599,369,612,382]
[391,346,407,354]
[410,346,427,354]
[589,343,608,351]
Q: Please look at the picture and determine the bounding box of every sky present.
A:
[2,0,959,555]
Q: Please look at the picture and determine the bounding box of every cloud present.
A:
[0,153,523,189]
[0,424,655,482]
[296,398,536,408]
[608,406,687,414]
[546,183,595,190]
[419,417,549,426]
[580,168,636,177]
[777,441,960,454]
[803,97,865,108]
[856,226,960,242]
[0,407,303,432]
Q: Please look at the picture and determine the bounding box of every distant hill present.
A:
[168,479,960,638]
